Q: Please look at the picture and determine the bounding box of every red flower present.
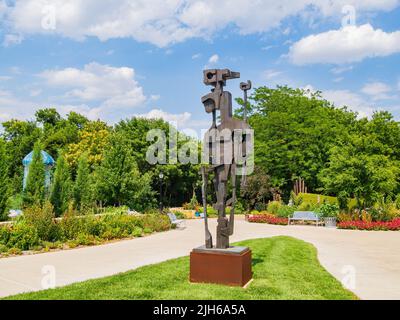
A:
[338,219,400,231]
[247,215,288,225]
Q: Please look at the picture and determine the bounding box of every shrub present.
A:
[132,227,143,237]
[8,223,40,250]
[0,226,11,245]
[254,202,266,211]
[7,247,22,255]
[173,211,185,219]
[276,205,296,218]
[0,244,7,253]
[24,201,59,241]
[60,205,82,240]
[267,201,281,214]
[297,202,312,211]
[0,210,172,255]
[84,216,107,237]
[315,203,340,218]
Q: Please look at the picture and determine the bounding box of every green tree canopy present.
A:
[50,152,72,216]
[23,143,46,207]
[0,138,9,220]
[95,132,155,211]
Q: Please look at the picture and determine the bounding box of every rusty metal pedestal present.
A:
[190,246,253,287]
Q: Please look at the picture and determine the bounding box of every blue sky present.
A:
[0,0,400,134]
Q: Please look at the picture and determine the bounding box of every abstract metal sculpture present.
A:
[201,69,253,249]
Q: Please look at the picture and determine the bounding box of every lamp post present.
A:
[159,172,164,214]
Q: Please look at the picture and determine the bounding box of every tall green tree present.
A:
[320,135,400,208]
[235,86,357,198]
[2,119,42,193]
[50,152,72,216]
[74,153,92,210]
[95,133,155,211]
[0,139,9,220]
[23,143,46,206]
[115,118,199,206]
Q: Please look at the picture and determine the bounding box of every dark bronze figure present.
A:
[201,69,252,249]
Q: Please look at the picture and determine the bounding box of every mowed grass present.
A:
[5,237,357,300]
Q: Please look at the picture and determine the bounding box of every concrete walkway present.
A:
[1,217,400,299]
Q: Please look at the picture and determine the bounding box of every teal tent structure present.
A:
[22,150,55,190]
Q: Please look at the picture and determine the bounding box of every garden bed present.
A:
[338,219,400,231]
[0,211,172,258]
[246,214,288,225]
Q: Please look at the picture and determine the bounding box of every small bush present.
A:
[276,205,296,218]
[297,202,312,211]
[0,226,11,245]
[315,203,340,218]
[60,205,82,240]
[7,247,22,255]
[24,201,59,241]
[267,201,281,214]
[0,243,7,253]
[8,223,40,250]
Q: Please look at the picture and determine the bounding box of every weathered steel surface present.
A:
[190,247,252,287]
[201,69,252,249]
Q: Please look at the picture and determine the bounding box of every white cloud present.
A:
[304,85,376,118]
[331,65,353,75]
[323,89,375,118]
[333,77,344,83]
[289,24,400,65]
[135,109,192,126]
[0,90,37,121]
[3,33,23,47]
[262,69,283,80]
[361,82,393,100]
[192,53,202,59]
[208,54,219,65]
[1,0,399,47]
[29,89,42,97]
[40,62,146,109]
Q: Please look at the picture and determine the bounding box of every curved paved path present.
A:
[1,217,399,299]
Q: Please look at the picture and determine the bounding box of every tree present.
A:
[95,133,156,211]
[320,135,400,208]
[50,152,72,216]
[240,166,272,210]
[65,121,110,169]
[115,118,199,206]
[236,86,357,198]
[2,119,42,193]
[74,153,92,211]
[23,143,46,206]
[0,139,9,220]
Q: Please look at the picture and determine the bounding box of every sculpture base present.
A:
[190,246,252,287]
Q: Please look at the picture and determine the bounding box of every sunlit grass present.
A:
[5,236,357,300]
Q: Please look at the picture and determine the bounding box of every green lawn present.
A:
[5,236,357,300]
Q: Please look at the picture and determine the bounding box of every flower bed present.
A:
[338,218,400,231]
[0,209,172,257]
[247,214,288,225]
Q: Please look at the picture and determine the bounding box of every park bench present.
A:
[288,211,322,227]
[167,213,186,229]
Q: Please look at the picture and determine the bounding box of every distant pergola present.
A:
[22,150,55,190]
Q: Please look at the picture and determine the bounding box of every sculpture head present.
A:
[203,69,240,87]
[202,69,240,114]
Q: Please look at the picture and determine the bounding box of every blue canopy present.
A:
[22,150,55,166]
